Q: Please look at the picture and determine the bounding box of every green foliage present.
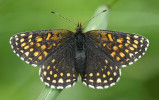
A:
[0,0,159,100]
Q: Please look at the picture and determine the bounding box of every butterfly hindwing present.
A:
[10,29,73,67]
[81,43,121,89]
[39,36,78,89]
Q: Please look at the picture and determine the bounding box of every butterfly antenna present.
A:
[82,10,107,27]
[51,11,77,26]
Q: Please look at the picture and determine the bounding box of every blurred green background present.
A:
[0,0,159,100]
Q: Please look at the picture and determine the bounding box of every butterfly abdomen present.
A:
[74,32,86,73]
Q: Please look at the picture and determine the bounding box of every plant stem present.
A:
[107,0,119,8]
[37,86,62,100]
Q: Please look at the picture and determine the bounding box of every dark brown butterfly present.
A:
[10,11,149,89]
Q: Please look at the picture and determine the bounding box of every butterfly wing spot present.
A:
[89,79,94,82]
[113,46,118,51]
[134,40,139,44]
[38,56,42,60]
[24,45,29,49]
[36,43,41,47]
[111,52,116,57]
[108,34,113,41]
[103,74,106,78]
[119,52,125,57]
[133,44,138,49]
[66,79,71,82]
[28,34,32,38]
[52,80,56,83]
[21,43,26,47]
[43,71,47,76]
[129,46,134,51]
[96,72,100,76]
[109,77,113,81]
[126,36,130,40]
[67,73,71,77]
[110,66,113,70]
[113,72,117,76]
[34,51,39,56]
[116,56,120,61]
[30,42,34,45]
[50,71,53,75]
[53,43,56,46]
[97,78,102,83]
[105,59,108,64]
[125,49,129,53]
[20,34,26,36]
[25,52,29,56]
[103,43,106,46]
[47,66,50,70]
[20,38,24,42]
[89,73,93,77]
[116,38,123,43]
[46,33,51,40]
[54,74,57,78]
[58,78,64,83]
[60,73,64,76]
[30,48,34,52]
[36,37,43,42]
[107,71,110,76]
[41,45,46,49]
[51,59,55,63]
[47,77,50,81]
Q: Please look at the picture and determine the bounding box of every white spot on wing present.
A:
[110,83,115,87]
[82,81,87,86]
[57,86,63,89]
[51,85,55,89]
[25,61,30,64]
[16,54,19,57]
[32,64,37,67]
[121,65,127,67]
[21,57,24,61]
[11,45,13,49]
[116,77,120,82]
[134,58,138,62]
[44,82,49,87]
[129,62,133,65]
[15,38,19,41]
[104,85,109,89]
[20,34,26,36]
[88,84,95,89]
[65,85,71,88]
[25,52,29,56]
[96,86,103,89]
[40,77,43,82]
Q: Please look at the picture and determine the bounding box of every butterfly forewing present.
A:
[85,30,149,67]
[10,29,73,67]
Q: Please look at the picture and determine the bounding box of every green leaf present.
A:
[84,5,110,31]
[37,86,62,100]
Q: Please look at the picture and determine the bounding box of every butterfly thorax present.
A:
[74,23,86,73]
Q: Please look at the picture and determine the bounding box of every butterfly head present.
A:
[75,22,83,32]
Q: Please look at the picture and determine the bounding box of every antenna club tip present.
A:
[103,10,107,12]
[50,11,55,13]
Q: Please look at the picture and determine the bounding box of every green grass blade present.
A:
[37,86,62,100]
[84,5,110,31]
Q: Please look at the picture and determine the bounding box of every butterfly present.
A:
[10,12,149,89]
